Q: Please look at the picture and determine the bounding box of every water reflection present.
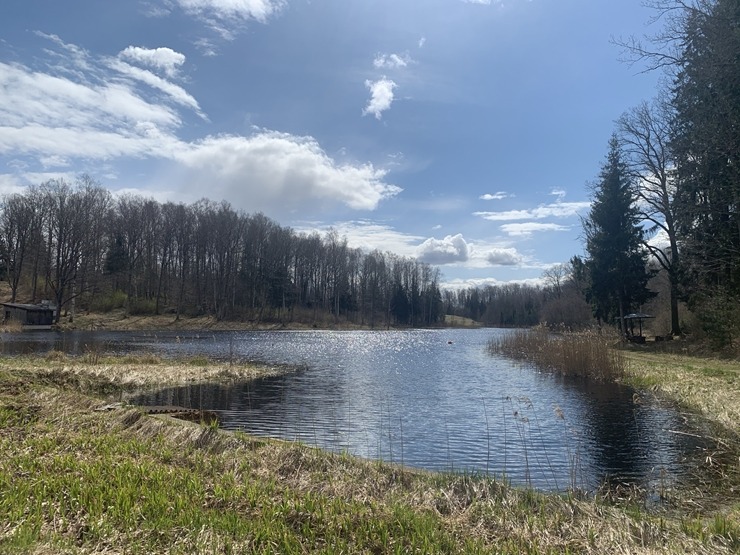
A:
[2,328,712,491]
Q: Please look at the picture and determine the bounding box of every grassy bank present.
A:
[0,354,739,553]
[623,351,740,435]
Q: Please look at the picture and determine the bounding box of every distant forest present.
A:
[0,178,448,327]
[0,176,592,330]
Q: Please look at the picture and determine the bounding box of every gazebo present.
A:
[619,313,654,343]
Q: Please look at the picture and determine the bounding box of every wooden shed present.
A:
[2,302,55,330]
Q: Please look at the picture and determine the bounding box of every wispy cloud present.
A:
[474,201,590,221]
[479,191,511,201]
[363,78,397,120]
[373,52,412,69]
[174,0,285,26]
[119,46,185,78]
[107,58,205,117]
[295,221,423,257]
[500,222,570,237]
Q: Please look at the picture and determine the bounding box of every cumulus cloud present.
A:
[119,46,185,77]
[500,223,570,237]
[174,131,401,212]
[363,78,397,120]
[373,53,412,69]
[473,201,590,221]
[416,234,470,265]
[479,191,511,201]
[486,248,522,265]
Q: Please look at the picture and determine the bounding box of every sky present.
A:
[0,0,664,288]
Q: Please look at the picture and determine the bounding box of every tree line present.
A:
[0,178,445,327]
[452,0,740,346]
[583,0,740,345]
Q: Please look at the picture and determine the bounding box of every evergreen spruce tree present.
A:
[583,136,655,333]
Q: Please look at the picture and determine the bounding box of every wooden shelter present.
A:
[2,302,55,330]
[619,312,654,343]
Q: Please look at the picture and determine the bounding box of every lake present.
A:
[1,327,712,492]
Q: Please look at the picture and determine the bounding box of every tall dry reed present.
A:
[488,328,626,381]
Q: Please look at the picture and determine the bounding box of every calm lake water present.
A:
[2,328,712,491]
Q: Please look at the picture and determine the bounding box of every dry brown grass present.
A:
[0,319,23,333]
[489,328,626,381]
[623,351,740,436]
[0,353,283,392]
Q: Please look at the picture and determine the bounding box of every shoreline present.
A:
[0,345,738,552]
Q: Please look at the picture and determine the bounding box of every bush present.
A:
[90,290,128,313]
[128,298,157,315]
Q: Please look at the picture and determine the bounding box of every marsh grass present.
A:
[489,328,626,381]
[4,352,281,393]
[0,318,23,333]
[0,354,738,553]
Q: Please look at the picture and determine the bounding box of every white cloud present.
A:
[479,191,511,201]
[119,46,185,78]
[373,53,412,69]
[441,276,545,291]
[107,59,205,117]
[486,248,522,265]
[0,174,30,196]
[416,234,470,264]
[295,220,423,257]
[461,0,492,4]
[473,201,590,221]
[418,37,426,48]
[175,132,401,212]
[500,222,570,237]
[0,38,401,216]
[550,188,566,201]
[174,0,285,29]
[363,78,397,120]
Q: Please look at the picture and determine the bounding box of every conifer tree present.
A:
[583,136,655,332]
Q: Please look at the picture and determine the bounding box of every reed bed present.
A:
[488,328,627,381]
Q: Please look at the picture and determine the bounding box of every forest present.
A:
[0,179,445,328]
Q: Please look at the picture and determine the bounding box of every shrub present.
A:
[90,290,128,313]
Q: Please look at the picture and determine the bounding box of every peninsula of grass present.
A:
[0,350,739,554]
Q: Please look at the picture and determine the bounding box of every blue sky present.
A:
[0,0,662,287]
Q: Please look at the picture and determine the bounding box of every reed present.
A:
[488,328,627,381]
